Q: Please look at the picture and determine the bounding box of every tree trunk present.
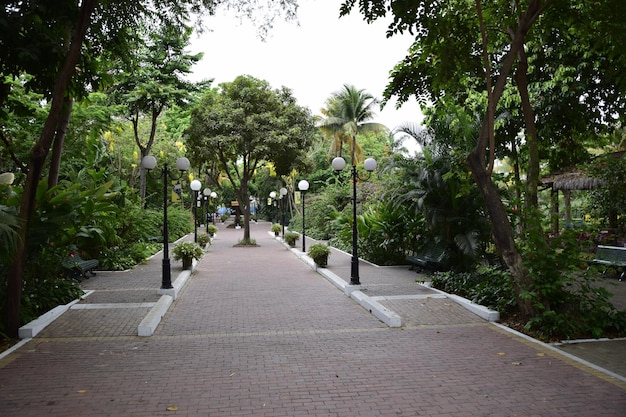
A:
[239,176,251,242]
[241,158,252,242]
[515,49,540,211]
[563,190,571,223]
[551,189,559,235]
[3,0,98,337]
[467,149,534,318]
[463,0,547,321]
[139,147,148,207]
[48,97,73,188]
[136,107,161,204]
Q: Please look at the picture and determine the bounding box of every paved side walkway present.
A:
[1,220,625,417]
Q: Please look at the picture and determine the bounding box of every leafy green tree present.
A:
[586,153,626,231]
[186,76,316,242]
[0,75,49,179]
[108,23,204,202]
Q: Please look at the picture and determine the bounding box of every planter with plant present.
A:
[284,232,300,247]
[206,224,219,236]
[307,243,331,267]
[197,233,211,248]
[271,223,281,236]
[172,241,204,270]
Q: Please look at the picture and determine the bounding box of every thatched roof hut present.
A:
[540,168,604,191]
[540,151,625,191]
[540,152,625,234]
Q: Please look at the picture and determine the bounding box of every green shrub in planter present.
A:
[206,224,219,236]
[284,232,300,247]
[172,241,204,269]
[271,223,281,235]
[307,243,331,267]
[197,233,211,248]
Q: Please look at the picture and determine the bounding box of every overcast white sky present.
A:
[188,0,424,153]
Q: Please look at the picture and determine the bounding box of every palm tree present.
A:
[319,84,388,164]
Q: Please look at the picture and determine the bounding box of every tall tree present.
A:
[2,0,100,338]
[109,22,204,203]
[319,84,388,164]
[186,75,315,242]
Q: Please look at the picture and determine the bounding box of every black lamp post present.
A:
[142,155,190,289]
[269,191,277,223]
[203,187,211,229]
[190,180,201,243]
[280,187,288,236]
[210,191,217,224]
[331,156,377,285]
[298,180,309,252]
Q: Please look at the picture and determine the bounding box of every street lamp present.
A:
[190,180,201,243]
[203,188,211,227]
[142,155,190,289]
[332,156,377,285]
[280,187,288,236]
[269,191,277,223]
[298,179,309,252]
[210,191,217,224]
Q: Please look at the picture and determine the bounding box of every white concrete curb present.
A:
[18,290,93,339]
[157,267,193,300]
[19,305,70,339]
[138,294,173,337]
[421,282,500,322]
[491,322,626,384]
[142,263,196,336]
[0,338,31,361]
[16,258,195,341]
[316,267,360,297]
[351,290,402,327]
[278,231,499,328]
[278,231,402,328]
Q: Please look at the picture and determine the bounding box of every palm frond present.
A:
[320,84,385,165]
[0,206,21,261]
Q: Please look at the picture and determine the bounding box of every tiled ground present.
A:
[1,222,624,417]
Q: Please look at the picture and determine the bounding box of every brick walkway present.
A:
[1,221,625,416]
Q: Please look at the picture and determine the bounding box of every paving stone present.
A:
[1,221,624,417]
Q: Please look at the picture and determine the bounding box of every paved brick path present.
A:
[1,220,625,416]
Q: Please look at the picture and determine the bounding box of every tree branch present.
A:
[0,131,28,175]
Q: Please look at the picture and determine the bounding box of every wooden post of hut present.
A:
[551,188,559,235]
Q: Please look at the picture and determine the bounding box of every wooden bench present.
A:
[62,254,99,281]
[406,242,450,273]
[589,245,626,281]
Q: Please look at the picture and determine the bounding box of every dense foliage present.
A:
[432,228,626,342]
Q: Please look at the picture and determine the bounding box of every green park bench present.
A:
[406,242,450,273]
[62,254,99,281]
[589,245,626,281]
